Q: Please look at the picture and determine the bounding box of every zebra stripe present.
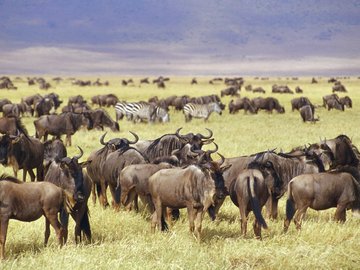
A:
[183,102,222,122]
[125,102,156,123]
[153,106,170,122]
[114,101,127,121]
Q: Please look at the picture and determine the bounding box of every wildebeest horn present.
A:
[100,132,108,145]
[74,146,84,160]
[217,153,225,166]
[200,128,213,139]
[206,142,218,154]
[175,127,183,137]
[127,131,139,144]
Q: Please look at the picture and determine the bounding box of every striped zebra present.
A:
[114,101,127,121]
[183,102,222,122]
[153,106,170,123]
[115,101,170,123]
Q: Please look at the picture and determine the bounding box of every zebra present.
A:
[116,101,170,123]
[114,101,127,121]
[153,106,170,123]
[183,102,222,122]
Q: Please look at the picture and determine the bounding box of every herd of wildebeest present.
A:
[0,75,358,259]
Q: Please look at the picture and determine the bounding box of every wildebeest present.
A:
[217,149,325,219]
[44,92,63,110]
[135,128,214,163]
[0,99,12,112]
[229,98,257,114]
[320,135,359,169]
[86,132,140,207]
[119,162,174,213]
[220,86,240,97]
[34,97,54,117]
[34,112,92,146]
[332,83,347,93]
[284,172,360,232]
[45,147,92,243]
[0,116,29,136]
[252,97,285,113]
[272,85,293,94]
[191,78,198,85]
[299,105,318,122]
[88,109,120,132]
[291,97,312,111]
[183,102,222,122]
[295,86,303,93]
[43,138,67,173]
[252,87,266,94]
[149,155,231,239]
[0,174,75,259]
[339,96,352,108]
[102,139,146,210]
[91,94,119,107]
[322,94,344,111]
[229,163,269,239]
[0,133,44,182]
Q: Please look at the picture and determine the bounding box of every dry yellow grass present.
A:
[1,75,360,269]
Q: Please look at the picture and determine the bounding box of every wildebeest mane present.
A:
[14,117,29,137]
[145,134,184,161]
[0,174,23,184]
[332,165,360,182]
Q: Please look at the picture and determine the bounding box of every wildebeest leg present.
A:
[45,211,65,246]
[22,169,27,182]
[59,209,69,244]
[71,211,82,244]
[253,219,262,239]
[28,169,36,182]
[266,196,279,220]
[187,206,196,234]
[65,134,71,147]
[44,218,51,246]
[151,211,157,233]
[194,210,204,241]
[334,203,347,222]
[109,185,120,211]
[0,218,9,260]
[99,182,109,208]
[92,182,99,205]
[43,132,48,142]
[122,187,138,211]
[294,205,308,231]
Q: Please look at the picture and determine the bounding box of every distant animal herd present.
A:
[0,75,358,259]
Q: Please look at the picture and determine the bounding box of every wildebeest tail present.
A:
[286,182,296,221]
[80,205,92,241]
[15,117,29,137]
[247,176,268,229]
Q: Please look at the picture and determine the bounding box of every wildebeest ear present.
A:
[220,164,232,172]
[80,160,92,168]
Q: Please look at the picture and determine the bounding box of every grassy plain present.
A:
[1,75,360,269]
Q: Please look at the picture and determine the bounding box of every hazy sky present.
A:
[1,0,359,75]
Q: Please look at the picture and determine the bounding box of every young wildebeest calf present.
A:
[149,157,231,240]
[284,172,360,232]
[0,175,75,259]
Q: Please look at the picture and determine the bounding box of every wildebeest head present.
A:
[175,127,214,150]
[99,131,139,152]
[203,153,231,201]
[58,146,90,201]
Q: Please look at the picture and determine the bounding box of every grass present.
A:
[1,75,360,269]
